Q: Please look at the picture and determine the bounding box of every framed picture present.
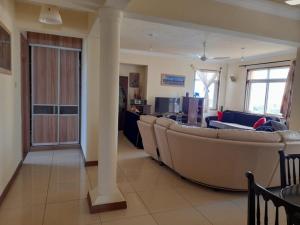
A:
[161,74,185,87]
[0,22,11,75]
[129,73,140,88]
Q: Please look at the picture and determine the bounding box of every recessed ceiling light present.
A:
[285,0,300,6]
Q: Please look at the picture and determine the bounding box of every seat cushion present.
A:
[170,123,218,138]
[140,115,157,124]
[156,117,176,128]
[218,129,282,143]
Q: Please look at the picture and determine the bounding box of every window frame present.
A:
[244,65,289,116]
[193,69,220,110]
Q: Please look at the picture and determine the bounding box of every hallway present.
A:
[0,134,263,225]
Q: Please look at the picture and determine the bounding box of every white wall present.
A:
[0,0,22,196]
[120,51,225,114]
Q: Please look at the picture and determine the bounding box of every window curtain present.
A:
[280,60,296,120]
[196,70,217,113]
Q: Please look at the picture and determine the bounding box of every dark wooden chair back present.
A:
[246,171,300,225]
[279,151,300,188]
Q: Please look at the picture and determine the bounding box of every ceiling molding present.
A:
[120,48,297,65]
[214,0,300,21]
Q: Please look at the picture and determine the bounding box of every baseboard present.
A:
[87,192,127,213]
[30,144,81,151]
[80,147,98,167]
[0,160,23,207]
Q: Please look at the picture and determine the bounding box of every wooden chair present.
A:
[246,171,300,225]
[279,151,300,188]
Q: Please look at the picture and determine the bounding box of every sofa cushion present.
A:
[278,131,300,142]
[140,115,157,124]
[218,129,282,143]
[170,123,218,138]
[156,117,176,128]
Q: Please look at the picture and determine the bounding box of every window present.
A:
[194,70,220,110]
[245,66,290,116]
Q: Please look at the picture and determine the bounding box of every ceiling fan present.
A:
[286,0,300,5]
[198,41,230,62]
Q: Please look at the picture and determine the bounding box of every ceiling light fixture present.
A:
[240,47,246,62]
[285,0,300,5]
[39,5,62,25]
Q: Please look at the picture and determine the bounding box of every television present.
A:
[155,97,180,114]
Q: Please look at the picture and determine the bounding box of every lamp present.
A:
[39,5,62,25]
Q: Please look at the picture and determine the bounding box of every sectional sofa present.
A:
[137,115,300,191]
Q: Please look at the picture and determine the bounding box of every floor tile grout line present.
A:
[41,151,54,225]
[172,184,214,225]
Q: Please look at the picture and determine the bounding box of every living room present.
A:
[1,0,300,225]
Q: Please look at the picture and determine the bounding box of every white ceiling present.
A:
[120,18,295,61]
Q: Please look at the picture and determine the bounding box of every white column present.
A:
[88,7,126,213]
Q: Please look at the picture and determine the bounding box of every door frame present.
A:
[21,32,83,151]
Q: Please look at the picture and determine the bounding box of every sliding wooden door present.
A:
[59,50,80,144]
[31,46,80,146]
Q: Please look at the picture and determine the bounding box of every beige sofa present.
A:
[137,115,159,160]
[137,117,300,191]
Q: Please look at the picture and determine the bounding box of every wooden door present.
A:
[21,34,30,158]
[59,50,80,143]
[31,47,59,145]
[119,76,128,130]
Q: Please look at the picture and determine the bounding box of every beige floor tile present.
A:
[0,184,48,209]
[152,208,211,225]
[137,188,191,213]
[102,215,157,225]
[0,204,45,225]
[100,193,149,222]
[50,165,88,184]
[175,184,242,206]
[47,180,90,203]
[43,199,101,225]
[196,201,246,225]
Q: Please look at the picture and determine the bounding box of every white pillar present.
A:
[88,7,126,213]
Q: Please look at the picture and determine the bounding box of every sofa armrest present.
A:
[205,116,218,128]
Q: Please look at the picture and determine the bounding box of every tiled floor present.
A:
[0,134,287,225]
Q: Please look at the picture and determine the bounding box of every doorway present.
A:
[24,32,82,148]
[119,76,128,130]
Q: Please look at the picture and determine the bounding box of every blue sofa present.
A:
[206,110,280,129]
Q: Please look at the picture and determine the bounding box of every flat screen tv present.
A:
[155,97,180,114]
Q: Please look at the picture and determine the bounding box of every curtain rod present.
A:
[239,60,292,68]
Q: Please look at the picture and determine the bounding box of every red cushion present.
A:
[217,111,223,121]
[253,117,267,129]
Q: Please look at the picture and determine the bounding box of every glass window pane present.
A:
[248,83,267,114]
[269,67,289,79]
[194,80,205,98]
[208,83,215,108]
[266,82,285,115]
[249,69,268,80]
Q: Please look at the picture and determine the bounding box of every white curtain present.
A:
[196,70,218,113]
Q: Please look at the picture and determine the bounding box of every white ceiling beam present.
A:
[214,0,300,21]
[17,0,100,12]
[103,0,131,9]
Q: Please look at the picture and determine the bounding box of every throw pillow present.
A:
[217,111,223,121]
[270,121,288,131]
[256,125,274,132]
[253,117,267,129]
